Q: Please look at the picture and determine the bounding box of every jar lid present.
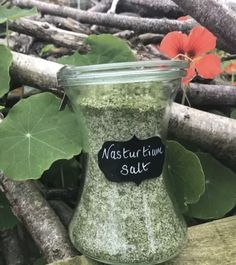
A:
[58,60,187,86]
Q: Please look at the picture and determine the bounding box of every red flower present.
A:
[159,26,222,85]
[224,61,236,74]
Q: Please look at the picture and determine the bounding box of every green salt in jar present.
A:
[58,60,187,265]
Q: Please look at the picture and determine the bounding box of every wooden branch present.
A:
[165,216,236,265]
[186,83,236,107]
[43,15,92,35]
[9,18,88,50]
[101,0,185,18]
[11,52,63,89]
[11,52,236,106]
[171,0,236,53]
[0,174,78,263]
[88,1,108,12]
[49,200,73,228]
[11,0,194,34]
[1,228,25,265]
[10,52,236,165]
[138,33,164,45]
[169,103,236,167]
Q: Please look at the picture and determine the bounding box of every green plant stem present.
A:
[181,85,191,106]
[231,74,235,85]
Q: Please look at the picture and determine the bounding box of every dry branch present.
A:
[43,15,92,35]
[11,0,194,34]
[11,52,236,107]
[100,0,185,18]
[169,103,236,167]
[9,18,88,50]
[0,174,78,263]
[0,228,25,265]
[49,200,73,228]
[171,0,236,53]
[186,83,236,107]
[9,52,236,165]
[11,52,63,89]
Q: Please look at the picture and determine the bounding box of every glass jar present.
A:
[58,60,187,265]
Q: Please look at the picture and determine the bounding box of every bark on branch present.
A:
[169,103,236,167]
[100,0,185,18]
[9,18,88,50]
[11,52,63,89]
[171,0,236,53]
[0,174,78,263]
[186,83,236,107]
[0,228,25,265]
[11,52,236,107]
[11,0,194,34]
[9,52,236,165]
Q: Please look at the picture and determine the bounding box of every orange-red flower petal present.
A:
[159,31,188,58]
[182,63,196,85]
[195,54,222,79]
[186,26,216,57]
[224,61,236,74]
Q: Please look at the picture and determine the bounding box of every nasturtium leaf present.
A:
[57,34,136,65]
[39,44,57,57]
[187,152,236,220]
[166,141,205,213]
[0,44,12,97]
[0,6,37,24]
[0,93,82,180]
[230,109,236,119]
[0,191,19,230]
[41,157,82,189]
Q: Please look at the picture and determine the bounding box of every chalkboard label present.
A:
[98,135,165,185]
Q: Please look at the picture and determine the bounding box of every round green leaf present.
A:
[166,140,205,212]
[0,6,37,24]
[187,152,236,220]
[0,93,82,180]
[0,191,19,230]
[57,34,136,65]
[0,44,12,97]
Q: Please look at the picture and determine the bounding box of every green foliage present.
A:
[41,158,82,189]
[187,153,236,219]
[0,191,19,230]
[230,109,236,119]
[39,44,57,57]
[0,44,12,97]
[166,141,205,213]
[0,6,37,24]
[0,93,82,180]
[57,34,136,65]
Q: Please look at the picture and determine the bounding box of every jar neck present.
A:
[58,60,187,87]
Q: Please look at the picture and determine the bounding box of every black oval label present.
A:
[98,135,165,185]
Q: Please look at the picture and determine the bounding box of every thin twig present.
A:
[222,54,236,61]
[11,0,195,34]
[0,174,78,263]
[9,18,88,50]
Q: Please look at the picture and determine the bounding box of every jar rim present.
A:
[58,60,187,86]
